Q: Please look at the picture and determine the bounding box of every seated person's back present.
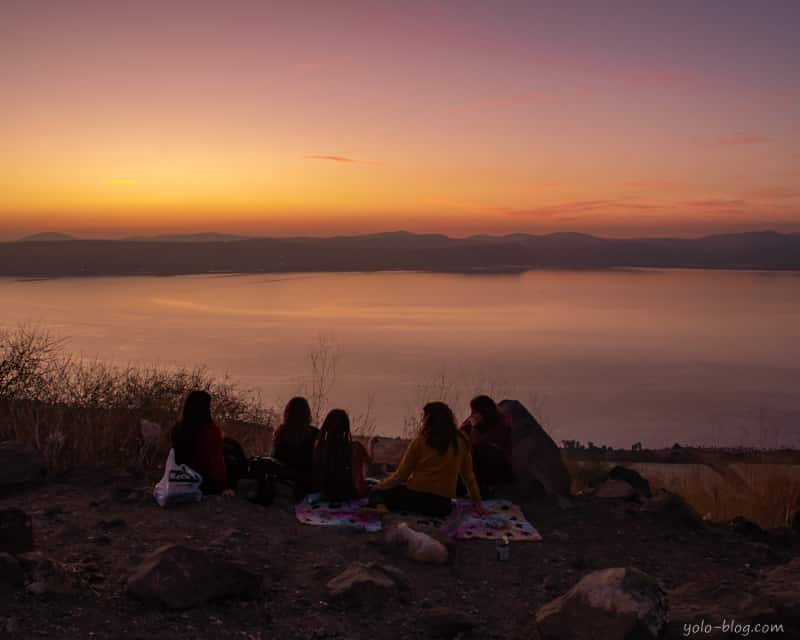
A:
[461,394,514,485]
[313,409,366,502]
[171,390,231,496]
[369,402,481,517]
[271,397,318,493]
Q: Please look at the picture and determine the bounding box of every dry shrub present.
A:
[627,463,800,529]
[0,325,275,472]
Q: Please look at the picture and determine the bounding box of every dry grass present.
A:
[568,457,800,528]
[644,463,800,529]
[0,325,276,473]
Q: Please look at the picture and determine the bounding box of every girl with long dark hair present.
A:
[171,390,234,497]
[461,395,514,487]
[368,402,482,517]
[312,409,370,502]
[271,396,319,494]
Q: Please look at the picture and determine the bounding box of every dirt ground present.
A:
[2,466,798,640]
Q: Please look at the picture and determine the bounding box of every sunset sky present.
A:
[2,1,799,239]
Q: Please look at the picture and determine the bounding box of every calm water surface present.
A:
[1,270,799,448]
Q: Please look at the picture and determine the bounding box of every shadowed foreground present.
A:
[1,467,798,639]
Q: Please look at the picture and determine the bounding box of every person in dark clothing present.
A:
[171,390,234,497]
[313,409,369,503]
[461,395,515,488]
[271,397,319,495]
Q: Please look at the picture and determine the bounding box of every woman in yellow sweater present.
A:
[368,402,483,517]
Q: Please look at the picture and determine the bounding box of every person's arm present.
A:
[206,426,231,494]
[459,446,482,508]
[374,437,420,491]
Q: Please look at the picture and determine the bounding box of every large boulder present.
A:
[127,545,261,609]
[535,567,668,640]
[326,561,411,608]
[499,400,571,501]
[0,508,34,554]
[0,441,46,487]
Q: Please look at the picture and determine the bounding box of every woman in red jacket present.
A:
[171,390,234,497]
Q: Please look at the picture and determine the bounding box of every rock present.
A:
[608,466,651,498]
[97,518,127,531]
[756,558,800,621]
[127,545,261,609]
[670,559,800,637]
[0,509,34,554]
[640,489,704,530]
[535,567,667,640]
[326,561,411,608]
[549,529,570,542]
[17,552,86,597]
[499,400,571,501]
[0,552,25,592]
[594,478,637,500]
[0,441,46,486]
[729,516,766,541]
[385,523,449,564]
[418,607,478,638]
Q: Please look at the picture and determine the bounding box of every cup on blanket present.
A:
[496,535,510,561]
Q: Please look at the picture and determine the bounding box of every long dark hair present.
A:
[422,402,460,456]
[172,390,213,463]
[313,409,356,501]
[470,395,502,434]
[276,396,313,446]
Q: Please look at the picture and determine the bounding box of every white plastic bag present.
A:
[153,449,203,507]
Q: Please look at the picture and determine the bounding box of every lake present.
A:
[1,269,799,448]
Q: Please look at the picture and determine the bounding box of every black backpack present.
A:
[223,439,275,507]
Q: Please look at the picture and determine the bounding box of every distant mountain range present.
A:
[2,230,799,276]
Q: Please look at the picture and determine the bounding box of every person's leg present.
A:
[375,485,452,517]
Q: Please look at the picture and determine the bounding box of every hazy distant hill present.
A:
[122,232,249,242]
[17,232,76,242]
[2,230,799,276]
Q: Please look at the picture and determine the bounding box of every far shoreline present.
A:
[6,265,800,282]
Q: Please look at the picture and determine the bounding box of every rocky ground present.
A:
[2,464,799,640]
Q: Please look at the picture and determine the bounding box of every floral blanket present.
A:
[295,496,541,541]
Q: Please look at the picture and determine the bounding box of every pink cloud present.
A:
[684,199,747,208]
[623,181,688,190]
[713,131,768,146]
[304,155,380,166]
[627,70,700,88]
[746,187,800,199]
[505,200,661,218]
[471,90,543,109]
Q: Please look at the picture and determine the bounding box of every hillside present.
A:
[2,230,799,276]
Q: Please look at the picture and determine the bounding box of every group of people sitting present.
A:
[170,390,515,517]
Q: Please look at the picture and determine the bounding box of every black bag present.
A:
[247,457,279,506]
[223,437,249,489]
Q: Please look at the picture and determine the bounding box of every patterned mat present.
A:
[295,495,541,541]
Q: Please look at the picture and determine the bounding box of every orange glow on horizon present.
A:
[2,2,798,240]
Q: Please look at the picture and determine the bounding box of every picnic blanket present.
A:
[295,496,541,541]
